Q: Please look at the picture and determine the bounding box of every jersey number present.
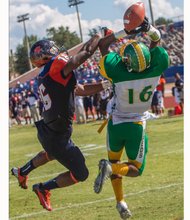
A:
[128,85,153,104]
[38,83,52,110]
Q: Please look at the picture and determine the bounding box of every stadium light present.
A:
[68,0,84,42]
[148,0,155,26]
[17,13,33,70]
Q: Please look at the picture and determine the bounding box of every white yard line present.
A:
[10,144,183,163]
[80,144,97,149]
[9,145,105,163]
[10,147,182,184]
[10,172,61,184]
[152,149,183,156]
[82,145,105,152]
[10,182,183,219]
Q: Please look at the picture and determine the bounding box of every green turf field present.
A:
[9,116,183,220]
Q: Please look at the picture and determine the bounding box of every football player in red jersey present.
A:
[11,36,111,211]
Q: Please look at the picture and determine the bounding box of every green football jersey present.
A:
[99,46,169,124]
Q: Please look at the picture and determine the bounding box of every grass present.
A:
[9,115,183,220]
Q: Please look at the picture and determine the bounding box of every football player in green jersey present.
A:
[94,18,170,219]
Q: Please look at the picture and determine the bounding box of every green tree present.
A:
[13,26,80,75]
[46,26,81,50]
[14,35,38,74]
[88,28,99,37]
[155,17,173,26]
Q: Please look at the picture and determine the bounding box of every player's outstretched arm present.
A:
[98,29,130,56]
[98,25,145,56]
[63,34,101,77]
[148,25,161,48]
[139,17,161,48]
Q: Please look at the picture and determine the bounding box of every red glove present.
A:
[101,27,113,37]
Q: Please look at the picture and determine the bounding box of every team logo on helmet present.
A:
[30,40,61,68]
[34,46,42,54]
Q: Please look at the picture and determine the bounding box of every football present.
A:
[123,2,145,31]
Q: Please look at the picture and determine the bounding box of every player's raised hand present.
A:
[100,27,113,37]
[139,16,151,32]
[124,16,150,35]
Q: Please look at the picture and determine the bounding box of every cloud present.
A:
[10,0,183,52]
[10,0,40,3]
[81,18,123,35]
[10,2,124,51]
[113,0,183,19]
[10,3,82,51]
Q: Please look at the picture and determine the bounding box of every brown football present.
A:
[123,2,145,31]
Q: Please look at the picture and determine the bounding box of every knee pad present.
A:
[67,146,89,182]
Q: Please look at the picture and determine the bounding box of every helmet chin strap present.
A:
[127,66,133,72]
[122,56,133,72]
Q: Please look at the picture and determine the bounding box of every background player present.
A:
[94,18,169,219]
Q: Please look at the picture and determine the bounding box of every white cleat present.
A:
[94,159,112,194]
[116,201,132,219]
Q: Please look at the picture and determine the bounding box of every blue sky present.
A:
[9,0,184,52]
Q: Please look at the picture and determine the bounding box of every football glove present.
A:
[124,16,150,35]
[101,27,113,37]
[139,16,151,32]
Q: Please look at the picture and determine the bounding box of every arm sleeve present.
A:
[150,47,170,74]
[49,53,72,86]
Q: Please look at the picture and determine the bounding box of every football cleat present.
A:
[11,167,28,189]
[33,183,52,211]
[116,201,132,219]
[94,159,112,194]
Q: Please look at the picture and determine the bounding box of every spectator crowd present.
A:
[9,21,184,126]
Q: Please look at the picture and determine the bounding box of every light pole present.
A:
[68,0,84,42]
[148,0,155,26]
[9,49,16,80]
[17,13,33,70]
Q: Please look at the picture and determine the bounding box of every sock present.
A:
[112,163,129,176]
[20,160,35,176]
[40,178,59,191]
[111,177,124,202]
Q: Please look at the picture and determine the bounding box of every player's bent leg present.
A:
[110,173,124,202]
[32,143,89,211]
[11,151,53,190]
[48,145,89,190]
[54,171,78,188]
[63,146,89,182]
[32,151,54,167]
[109,159,125,202]
[110,162,132,219]
[107,153,134,219]
[109,156,142,177]
[111,175,132,219]
[127,133,149,176]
